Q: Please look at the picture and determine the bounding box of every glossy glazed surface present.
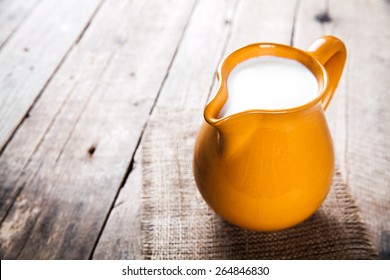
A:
[193,36,346,231]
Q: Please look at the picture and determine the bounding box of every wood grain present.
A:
[0,0,196,259]
[225,0,298,52]
[0,0,103,151]
[0,0,41,48]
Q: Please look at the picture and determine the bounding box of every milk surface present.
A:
[219,56,318,118]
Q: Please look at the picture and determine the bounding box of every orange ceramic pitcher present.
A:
[193,36,346,231]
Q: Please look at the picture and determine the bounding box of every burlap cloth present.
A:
[141,108,377,259]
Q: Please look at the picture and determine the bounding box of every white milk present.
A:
[219,56,318,118]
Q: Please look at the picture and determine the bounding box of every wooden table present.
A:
[0,0,389,259]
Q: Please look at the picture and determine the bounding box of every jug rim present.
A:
[204,42,329,126]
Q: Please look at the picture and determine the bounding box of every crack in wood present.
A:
[290,0,301,46]
[147,1,200,117]
[379,230,390,259]
[0,78,81,226]
[74,0,107,45]
[53,51,116,167]
[0,157,46,258]
[344,60,350,185]
[0,143,48,227]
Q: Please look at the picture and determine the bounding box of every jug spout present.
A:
[204,99,263,158]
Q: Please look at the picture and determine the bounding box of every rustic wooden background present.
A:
[0,0,389,259]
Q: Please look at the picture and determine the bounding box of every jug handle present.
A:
[307,35,347,110]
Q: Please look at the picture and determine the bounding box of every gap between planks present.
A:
[290,0,301,46]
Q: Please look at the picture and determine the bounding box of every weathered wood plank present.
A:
[0,0,103,223]
[92,149,143,259]
[0,0,41,48]
[225,0,298,53]
[295,0,390,257]
[0,0,196,259]
[92,0,239,259]
[0,0,103,151]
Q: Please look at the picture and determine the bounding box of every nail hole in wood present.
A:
[116,36,126,45]
[23,47,29,52]
[315,12,332,23]
[88,145,96,157]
